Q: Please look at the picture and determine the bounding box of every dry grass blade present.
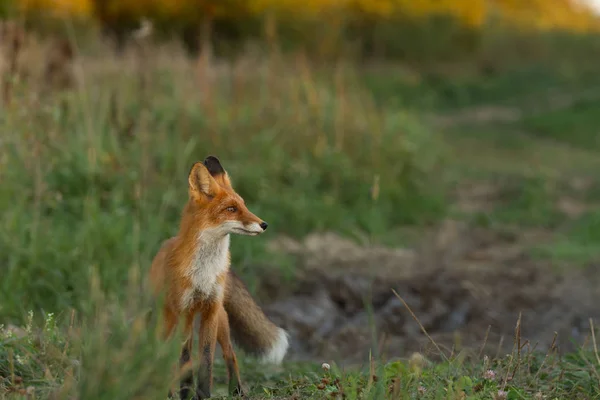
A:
[532,332,557,383]
[495,335,504,359]
[62,309,76,357]
[575,331,600,383]
[590,318,600,367]
[391,288,448,362]
[511,312,522,380]
[478,324,491,359]
[500,313,521,391]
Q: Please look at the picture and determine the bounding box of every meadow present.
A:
[2,14,600,399]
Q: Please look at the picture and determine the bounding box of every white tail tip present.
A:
[260,328,289,365]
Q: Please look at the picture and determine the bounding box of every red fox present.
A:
[149,156,289,399]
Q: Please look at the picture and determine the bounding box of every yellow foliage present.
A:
[394,0,487,26]
[96,0,156,19]
[248,0,344,17]
[19,0,93,17]
[12,0,600,33]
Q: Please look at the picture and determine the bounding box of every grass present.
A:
[522,97,600,151]
[532,210,600,265]
[3,295,600,399]
[362,61,600,112]
[3,26,600,398]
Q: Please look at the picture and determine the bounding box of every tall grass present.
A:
[0,272,182,399]
[0,42,444,324]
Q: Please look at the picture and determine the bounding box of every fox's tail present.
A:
[224,270,289,364]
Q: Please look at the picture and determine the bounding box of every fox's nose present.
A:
[260,221,268,231]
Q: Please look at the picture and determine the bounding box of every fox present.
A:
[149,156,289,399]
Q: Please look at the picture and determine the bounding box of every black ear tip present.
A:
[204,155,220,164]
[203,155,225,175]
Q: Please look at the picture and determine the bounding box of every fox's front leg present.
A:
[217,307,244,396]
[179,313,195,400]
[164,311,194,400]
[195,307,219,399]
[162,306,185,399]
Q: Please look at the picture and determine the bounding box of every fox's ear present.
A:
[203,155,232,188]
[188,162,218,198]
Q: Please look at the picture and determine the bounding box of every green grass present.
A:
[486,177,563,228]
[522,97,600,151]
[532,210,600,265]
[3,309,600,399]
[363,62,600,112]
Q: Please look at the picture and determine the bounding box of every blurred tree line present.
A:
[3,0,600,61]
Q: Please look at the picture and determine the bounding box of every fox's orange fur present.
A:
[149,156,288,399]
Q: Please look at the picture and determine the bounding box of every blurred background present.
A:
[2,0,600,398]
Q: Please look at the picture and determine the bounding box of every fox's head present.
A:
[185,156,268,238]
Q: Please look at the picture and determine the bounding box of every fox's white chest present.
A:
[181,234,229,310]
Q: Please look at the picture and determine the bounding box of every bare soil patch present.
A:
[260,227,600,365]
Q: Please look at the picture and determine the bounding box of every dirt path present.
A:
[260,228,600,365]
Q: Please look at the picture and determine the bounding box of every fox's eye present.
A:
[226,206,237,212]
